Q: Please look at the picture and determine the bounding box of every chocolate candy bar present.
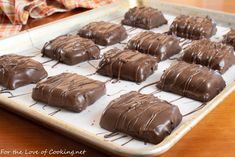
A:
[182,39,235,73]
[127,31,181,61]
[32,73,106,112]
[157,61,226,102]
[78,21,127,46]
[97,49,158,82]
[100,91,182,144]
[0,54,47,90]
[223,29,235,49]
[41,34,100,65]
[169,15,217,40]
[122,7,167,29]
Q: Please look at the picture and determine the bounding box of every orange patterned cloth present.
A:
[0,0,114,38]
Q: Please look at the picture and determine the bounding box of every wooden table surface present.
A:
[1,0,235,157]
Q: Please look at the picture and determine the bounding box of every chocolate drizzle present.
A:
[87,61,98,70]
[96,131,109,135]
[182,39,235,73]
[138,81,160,93]
[29,102,38,107]
[0,54,48,90]
[100,91,182,144]
[97,49,158,82]
[107,89,126,97]
[121,138,134,146]
[180,39,192,47]
[127,31,181,61]
[223,28,235,49]
[157,61,226,102]
[169,96,184,103]
[42,105,47,110]
[104,132,119,138]
[122,7,167,29]
[0,90,13,97]
[78,21,127,46]
[32,73,106,112]
[48,109,61,116]
[8,92,32,98]
[169,15,217,40]
[51,61,60,68]
[111,135,128,142]
[41,59,54,64]
[126,27,137,33]
[41,34,100,65]
[183,103,207,117]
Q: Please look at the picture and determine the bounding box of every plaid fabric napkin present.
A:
[0,0,114,38]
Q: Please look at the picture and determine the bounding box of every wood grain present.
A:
[0,0,235,157]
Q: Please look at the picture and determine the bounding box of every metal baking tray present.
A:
[0,0,234,156]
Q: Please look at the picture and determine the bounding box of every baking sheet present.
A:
[0,0,234,156]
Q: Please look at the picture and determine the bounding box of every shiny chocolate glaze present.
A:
[97,48,158,82]
[100,91,182,144]
[78,21,127,46]
[0,54,48,90]
[157,61,226,102]
[41,34,100,65]
[32,73,106,112]
[169,15,217,40]
[182,39,235,73]
[122,7,168,30]
[127,31,181,61]
[223,29,235,49]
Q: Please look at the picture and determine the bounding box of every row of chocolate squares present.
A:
[1,26,233,92]
[0,59,225,144]
[78,6,235,46]
[122,7,217,40]
[43,29,234,73]
[78,7,211,44]
[125,7,233,45]
[1,29,233,93]
[39,5,235,73]
[0,52,226,103]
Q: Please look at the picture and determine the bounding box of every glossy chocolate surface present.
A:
[127,31,181,61]
[169,15,217,40]
[42,34,100,65]
[100,91,182,144]
[78,21,127,46]
[97,48,158,82]
[122,7,167,29]
[223,29,235,49]
[0,54,48,90]
[157,61,226,102]
[32,73,106,112]
[182,39,235,73]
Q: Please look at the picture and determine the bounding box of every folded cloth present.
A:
[0,0,114,38]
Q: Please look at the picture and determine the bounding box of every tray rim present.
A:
[0,0,235,156]
[1,0,235,42]
[0,82,234,157]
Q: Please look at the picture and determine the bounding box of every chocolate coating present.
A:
[41,34,100,65]
[127,31,181,61]
[182,39,235,73]
[122,7,167,30]
[157,61,226,102]
[223,29,235,49]
[100,91,182,144]
[169,15,217,40]
[0,54,47,90]
[78,21,127,46]
[97,48,158,82]
[32,73,106,112]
